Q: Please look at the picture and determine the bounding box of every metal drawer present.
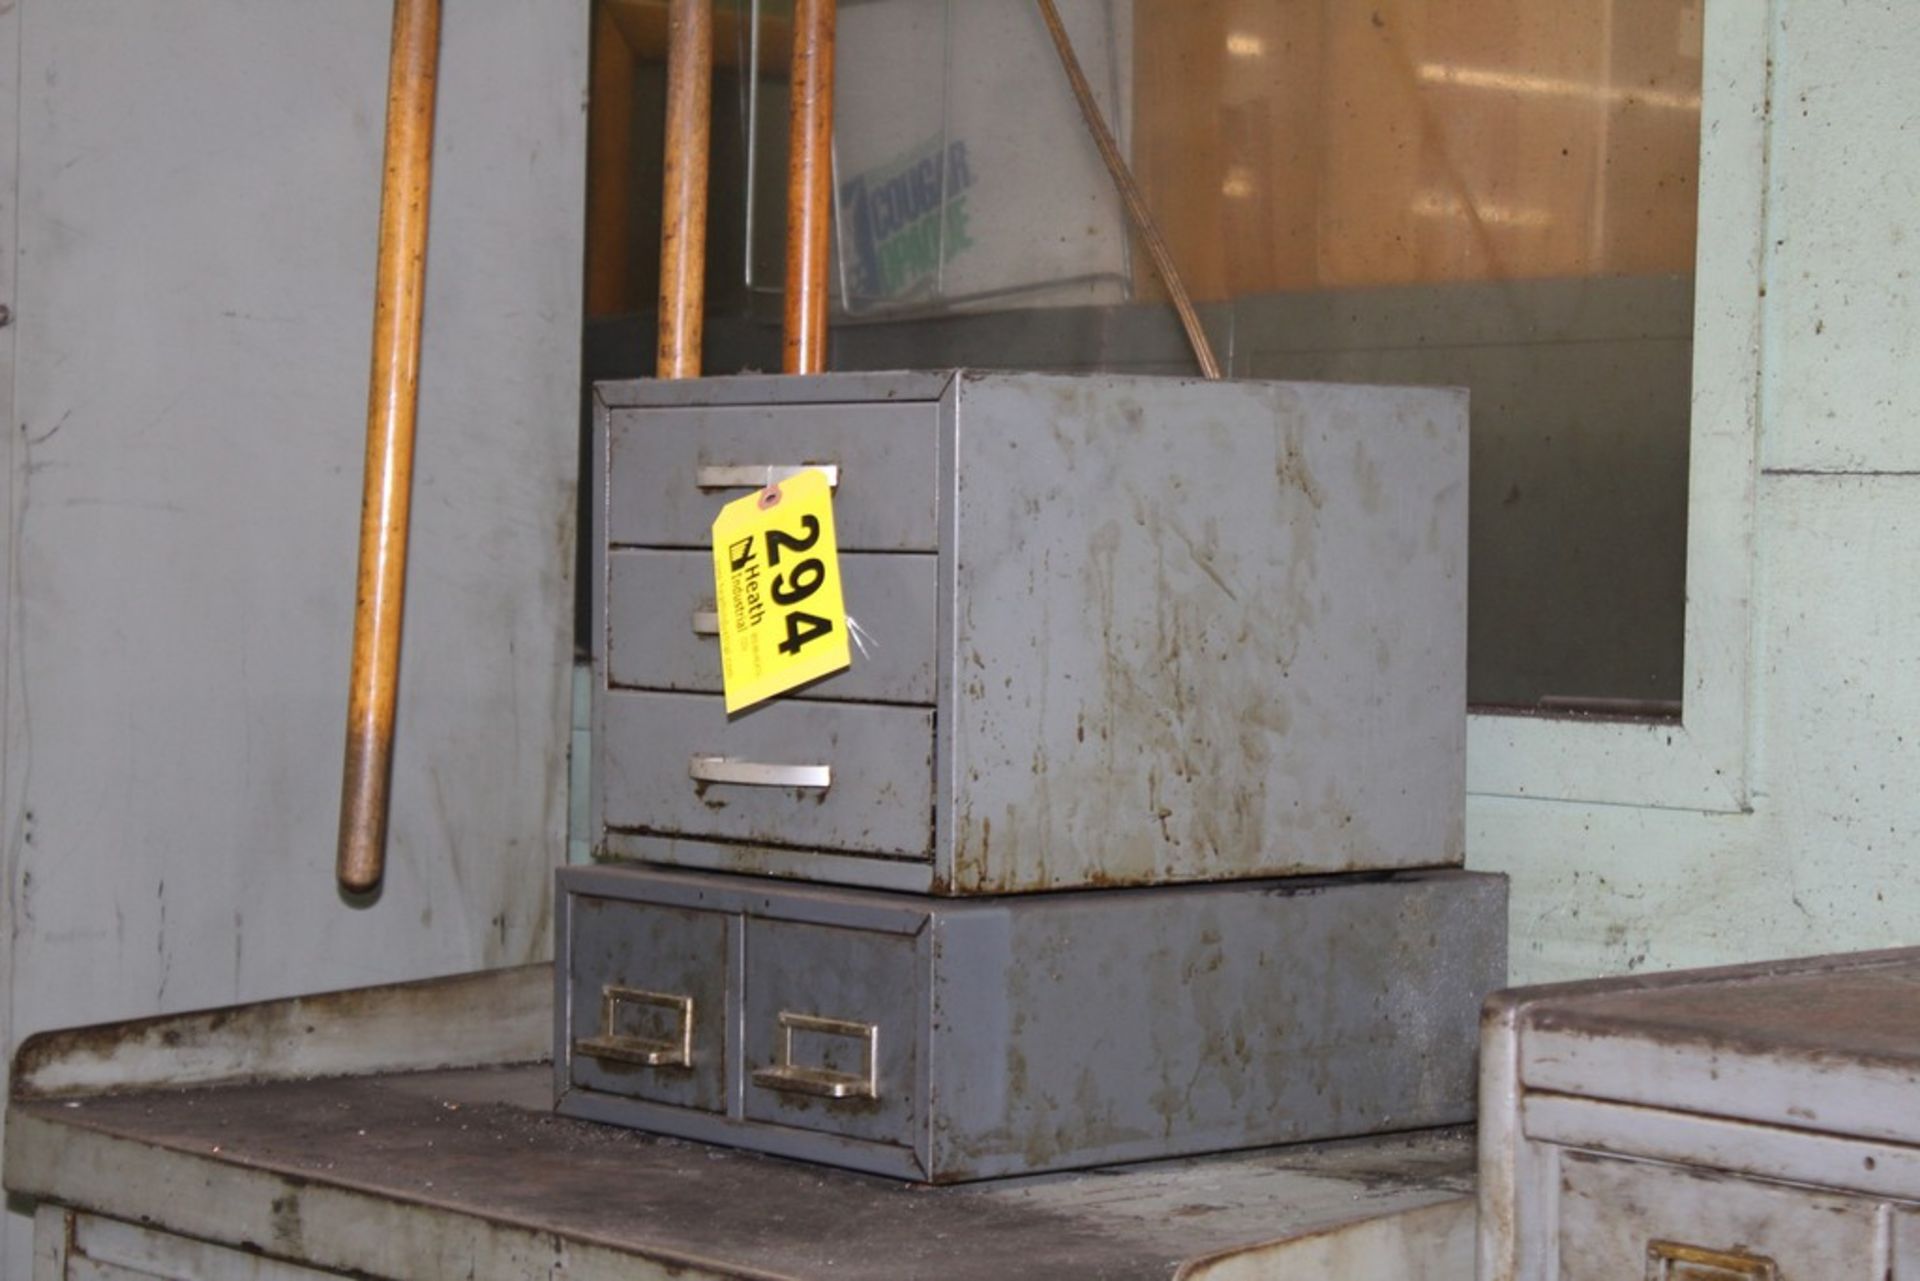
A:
[1555,1150,1883,1279]
[605,549,938,704]
[564,895,729,1114]
[599,690,936,857]
[742,917,923,1151]
[606,402,939,551]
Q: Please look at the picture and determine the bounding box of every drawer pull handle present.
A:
[752,1012,879,1100]
[1646,1241,1778,1280]
[696,464,840,491]
[691,605,720,636]
[575,986,694,1069]
[689,755,831,790]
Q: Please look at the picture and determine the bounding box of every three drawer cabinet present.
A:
[1479,947,1920,1279]
[590,369,1469,894]
[556,864,1507,1182]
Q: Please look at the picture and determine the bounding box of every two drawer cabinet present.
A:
[590,370,1469,894]
[556,864,1507,1182]
[1480,948,1920,1279]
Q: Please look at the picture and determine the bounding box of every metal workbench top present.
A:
[1483,945,1920,1163]
[6,965,1476,1280]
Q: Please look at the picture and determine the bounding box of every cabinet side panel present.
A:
[930,873,1503,1178]
[949,373,1467,891]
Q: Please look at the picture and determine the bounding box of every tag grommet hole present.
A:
[757,486,783,510]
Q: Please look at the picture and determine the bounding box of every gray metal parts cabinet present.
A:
[588,368,1469,894]
[556,863,1506,1181]
[1480,947,1920,1280]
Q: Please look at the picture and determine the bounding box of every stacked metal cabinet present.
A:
[558,369,1507,1182]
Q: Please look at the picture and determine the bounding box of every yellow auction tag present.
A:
[710,469,851,713]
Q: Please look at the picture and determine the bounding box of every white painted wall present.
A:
[0,0,588,1269]
[1468,0,1920,983]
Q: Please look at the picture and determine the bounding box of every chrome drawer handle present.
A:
[575,985,693,1069]
[689,755,831,789]
[752,1012,879,1100]
[695,464,840,491]
[1646,1241,1778,1280]
[691,604,720,636]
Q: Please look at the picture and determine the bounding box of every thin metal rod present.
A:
[339,0,444,894]
[658,0,713,377]
[783,0,836,374]
[744,0,762,289]
[829,135,853,313]
[1034,0,1221,380]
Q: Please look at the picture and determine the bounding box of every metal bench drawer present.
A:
[563,895,730,1114]
[606,402,939,552]
[599,690,935,858]
[604,548,938,704]
[1555,1150,1882,1280]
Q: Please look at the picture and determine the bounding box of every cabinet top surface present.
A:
[597,368,959,408]
[1515,948,1920,1070]
[593,367,1467,411]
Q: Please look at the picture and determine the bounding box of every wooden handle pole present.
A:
[658,0,714,377]
[782,0,835,374]
[338,0,443,894]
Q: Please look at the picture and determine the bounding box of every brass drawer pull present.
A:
[689,755,831,790]
[575,986,694,1068]
[751,1011,879,1100]
[1646,1241,1778,1280]
[692,604,720,636]
[695,463,840,491]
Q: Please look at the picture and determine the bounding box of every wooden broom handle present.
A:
[338,0,442,893]
[783,0,835,374]
[658,0,713,378]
